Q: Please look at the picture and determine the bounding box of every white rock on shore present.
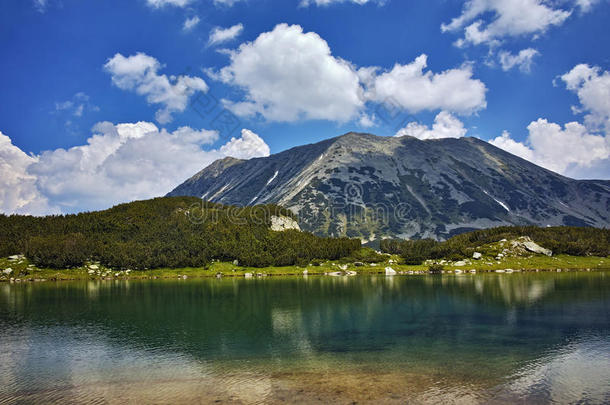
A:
[385,267,397,275]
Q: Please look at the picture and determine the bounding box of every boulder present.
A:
[472,252,482,260]
[354,262,364,267]
[270,215,301,232]
[233,260,239,266]
[522,241,552,256]
[385,267,397,275]
[327,271,342,276]
[346,270,357,276]
[454,261,466,267]
[3,268,13,275]
[244,272,253,278]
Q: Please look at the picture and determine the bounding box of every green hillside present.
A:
[0,197,360,269]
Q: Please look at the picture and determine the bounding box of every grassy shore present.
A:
[1,254,608,282]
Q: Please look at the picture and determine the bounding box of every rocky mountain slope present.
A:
[168,133,610,241]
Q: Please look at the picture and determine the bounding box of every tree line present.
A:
[381,226,610,264]
[0,197,361,269]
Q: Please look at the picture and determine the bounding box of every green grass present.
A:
[0,254,607,282]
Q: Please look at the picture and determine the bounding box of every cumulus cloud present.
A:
[366,55,487,114]
[208,23,244,46]
[104,52,208,124]
[0,132,57,215]
[498,48,539,72]
[560,64,610,133]
[0,124,269,215]
[146,0,192,7]
[183,16,200,31]
[215,23,364,122]
[489,63,610,179]
[211,24,487,123]
[489,120,609,178]
[219,129,271,159]
[395,111,467,140]
[442,0,572,47]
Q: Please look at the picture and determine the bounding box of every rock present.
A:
[354,262,364,267]
[388,259,396,264]
[88,270,95,275]
[270,215,301,232]
[522,241,552,256]
[182,275,188,279]
[454,261,466,267]
[327,271,342,276]
[302,270,308,275]
[233,259,239,266]
[216,273,222,278]
[473,252,482,260]
[496,269,506,273]
[244,272,253,278]
[505,269,514,273]
[346,270,357,276]
[8,255,19,261]
[89,264,99,270]
[469,269,477,273]
[338,264,348,271]
[385,267,397,275]
[454,269,463,274]
[3,268,13,275]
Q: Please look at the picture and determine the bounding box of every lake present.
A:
[1,272,609,404]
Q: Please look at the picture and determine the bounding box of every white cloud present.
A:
[33,0,47,13]
[216,23,364,122]
[208,24,244,46]
[489,120,609,178]
[560,64,610,133]
[498,48,539,72]
[219,129,271,159]
[0,124,269,214]
[212,24,488,123]
[490,63,610,179]
[212,0,243,5]
[146,0,192,7]
[55,92,98,117]
[104,52,208,124]
[575,0,600,12]
[183,16,200,31]
[395,111,467,140]
[442,0,572,47]
[0,132,57,215]
[358,113,376,128]
[366,55,487,114]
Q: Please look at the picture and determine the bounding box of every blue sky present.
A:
[0,0,609,215]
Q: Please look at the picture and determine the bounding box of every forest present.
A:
[0,197,360,269]
[381,226,610,264]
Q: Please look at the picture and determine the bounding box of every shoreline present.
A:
[1,254,608,283]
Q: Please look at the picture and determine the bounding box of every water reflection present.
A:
[0,272,608,403]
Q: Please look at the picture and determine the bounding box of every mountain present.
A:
[168,132,610,241]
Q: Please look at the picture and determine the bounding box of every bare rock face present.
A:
[270,215,300,232]
[169,132,610,241]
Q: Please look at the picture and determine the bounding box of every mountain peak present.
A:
[169,132,610,240]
